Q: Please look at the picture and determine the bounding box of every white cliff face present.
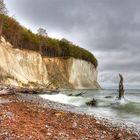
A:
[69,58,100,89]
[0,37,48,87]
[0,37,100,89]
[44,57,100,89]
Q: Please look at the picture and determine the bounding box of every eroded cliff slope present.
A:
[44,57,100,89]
[0,37,100,89]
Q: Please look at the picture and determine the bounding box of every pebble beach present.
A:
[0,93,139,140]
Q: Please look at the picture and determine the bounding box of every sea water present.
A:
[39,89,140,127]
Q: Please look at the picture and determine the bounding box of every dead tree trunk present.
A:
[118,74,125,100]
[0,19,3,38]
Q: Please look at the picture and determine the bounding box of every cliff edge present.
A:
[0,37,100,89]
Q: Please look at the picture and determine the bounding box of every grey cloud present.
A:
[5,0,140,87]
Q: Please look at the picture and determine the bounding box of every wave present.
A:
[39,93,90,106]
[39,90,140,126]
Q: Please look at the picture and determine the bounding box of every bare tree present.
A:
[37,28,47,55]
[37,28,47,37]
[0,0,7,15]
[0,0,7,38]
[0,19,3,37]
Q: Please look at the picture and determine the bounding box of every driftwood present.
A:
[0,86,15,96]
[15,88,59,94]
[0,84,60,96]
[68,92,86,97]
[104,96,112,98]
[68,93,73,96]
[75,92,86,96]
[0,90,15,96]
[17,88,39,94]
[118,74,125,100]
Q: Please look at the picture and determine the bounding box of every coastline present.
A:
[0,93,139,140]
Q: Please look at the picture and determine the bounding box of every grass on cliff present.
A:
[0,14,98,67]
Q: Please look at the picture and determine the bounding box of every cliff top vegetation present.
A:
[0,14,98,67]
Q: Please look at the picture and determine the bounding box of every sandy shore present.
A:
[0,93,139,140]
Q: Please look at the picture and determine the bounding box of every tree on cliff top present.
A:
[37,28,48,37]
[37,28,48,54]
[0,0,7,15]
[0,0,7,37]
[0,14,98,67]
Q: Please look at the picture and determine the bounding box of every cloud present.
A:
[5,0,140,88]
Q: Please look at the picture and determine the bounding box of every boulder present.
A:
[86,98,97,106]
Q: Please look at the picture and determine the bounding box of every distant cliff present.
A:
[0,37,100,89]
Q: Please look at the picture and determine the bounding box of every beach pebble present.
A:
[72,122,77,128]
[102,131,106,134]
[47,132,52,136]
[96,121,100,124]
[5,112,13,118]
[118,133,122,136]
[101,135,104,139]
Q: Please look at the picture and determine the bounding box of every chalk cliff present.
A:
[0,37,100,89]
[44,57,100,89]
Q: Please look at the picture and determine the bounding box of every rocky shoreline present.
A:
[0,93,139,140]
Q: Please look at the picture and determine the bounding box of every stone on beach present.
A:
[0,94,139,139]
[86,98,97,106]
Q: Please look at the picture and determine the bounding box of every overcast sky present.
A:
[5,0,140,88]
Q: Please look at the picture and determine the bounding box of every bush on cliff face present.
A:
[0,14,98,67]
